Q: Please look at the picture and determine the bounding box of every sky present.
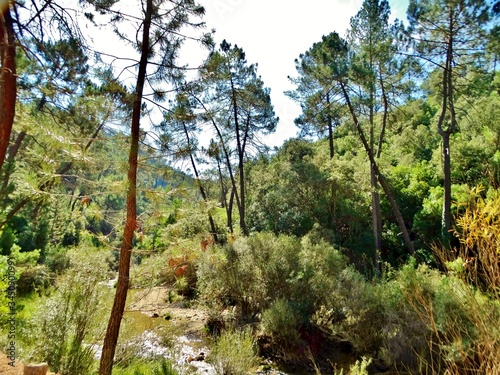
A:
[87,0,410,148]
[196,0,410,147]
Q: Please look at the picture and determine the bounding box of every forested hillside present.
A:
[1,0,500,374]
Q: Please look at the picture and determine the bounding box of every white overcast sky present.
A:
[196,0,410,147]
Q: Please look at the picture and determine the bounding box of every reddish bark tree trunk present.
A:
[0,4,17,174]
[98,0,152,374]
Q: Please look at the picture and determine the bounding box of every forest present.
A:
[1,0,500,374]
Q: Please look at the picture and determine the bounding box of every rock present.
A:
[188,352,205,363]
[152,312,160,318]
[23,363,49,375]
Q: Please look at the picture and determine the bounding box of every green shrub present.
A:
[312,266,385,354]
[261,299,300,355]
[16,265,51,295]
[197,232,347,321]
[131,250,176,288]
[112,359,178,375]
[348,357,372,375]
[452,187,500,293]
[381,258,500,373]
[209,328,257,375]
[24,247,109,374]
[44,245,71,274]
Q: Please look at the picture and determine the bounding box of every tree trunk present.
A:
[228,186,235,233]
[194,95,241,234]
[340,82,414,255]
[326,92,334,159]
[437,10,456,245]
[325,91,338,227]
[183,122,218,242]
[230,77,248,235]
[441,132,452,241]
[0,4,17,174]
[98,0,152,374]
[215,155,232,233]
[371,169,383,270]
[238,154,247,235]
[368,81,383,274]
[1,130,25,193]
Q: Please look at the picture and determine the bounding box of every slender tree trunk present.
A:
[437,10,455,245]
[192,96,241,233]
[0,4,17,174]
[98,1,152,374]
[215,155,232,233]
[441,132,452,240]
[371,168,383,269]
[228,186,235,233]
[230,77,248,235]
[368,81,383,274]
[182,122,218,242]
[237,153,247,235]
[325,91,338,227]
[326,92,334,159]
[374,65,390,272]
[1,130,25,193]
[340,82,414,255]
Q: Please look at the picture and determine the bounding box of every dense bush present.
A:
[197,232,347,320]
[394,260,500,373]
[197,230,500,373]
[451,188,500,293]
[22,247,110,375]
[209,328,258,375]
[261,299,301,360]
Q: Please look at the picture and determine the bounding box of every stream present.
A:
[96,282,216,373]
[96,284,291,375]
[93,311,215,374]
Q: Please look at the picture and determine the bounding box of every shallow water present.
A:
[94,309,215,374]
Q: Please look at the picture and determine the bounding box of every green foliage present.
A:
[198,232,346,319]
[395,259,500,373]
[452,188,500,293]
[112,359,178,375]
[2,2,500,375]
[312,266,386,354]
[0,256,15,324]
[44,245,71,274]
[261,299,301,354]
[23,247,109,374]
[209,328,258,375]
[347,357,372,375]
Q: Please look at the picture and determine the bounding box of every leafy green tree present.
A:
[199,40,278,235]
[247,139,332,236]
[407,0,493,243]
[296,31,415,255]
[309,30,415,254]
[157,93,219,242]
[347,0,394,270]
[287,45,344,159]
[1,0,91,175]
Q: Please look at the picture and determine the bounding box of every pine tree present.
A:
[408,0,493,244]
